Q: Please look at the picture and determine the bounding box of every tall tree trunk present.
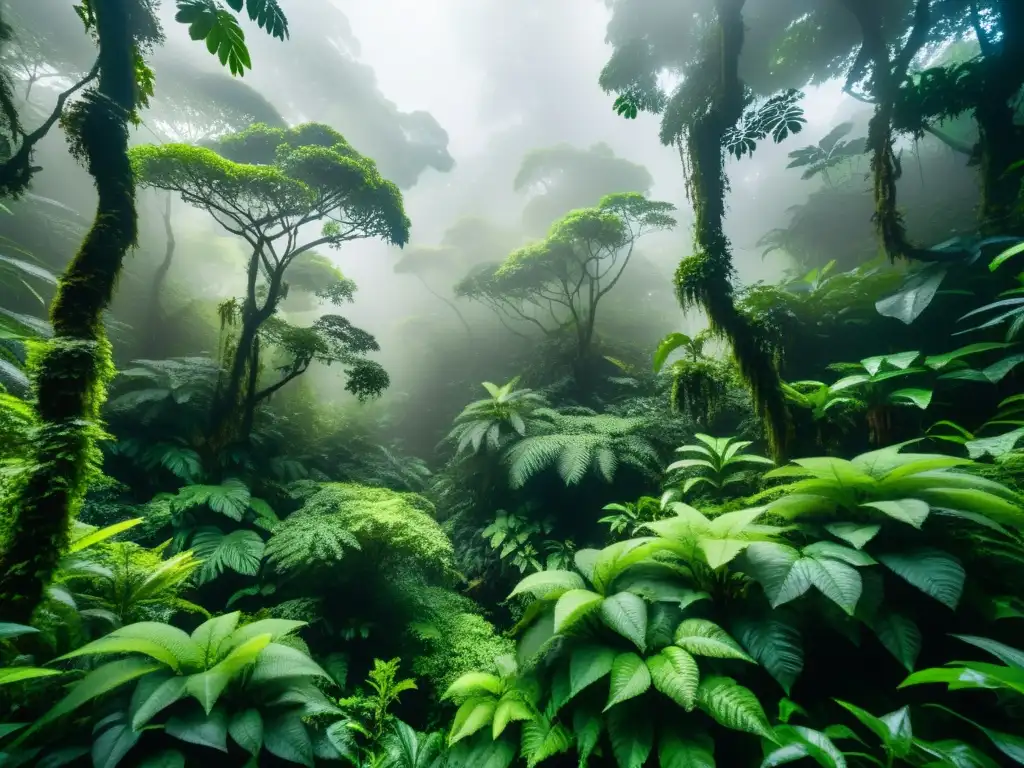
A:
[975,0,1024,231]
[673,0,791,457]
[0,0,137,624]
[145,191,176,351]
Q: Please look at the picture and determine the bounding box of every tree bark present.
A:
[0,0,137,624]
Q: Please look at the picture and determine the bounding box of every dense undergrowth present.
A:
[1,1,1024,767]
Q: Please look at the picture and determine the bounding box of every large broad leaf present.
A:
[762,725,846,768]
[951,635,1024,669]
[600,592,647,651]
[877,549,964,610]
[228,708,263,757]
[606,702,654,768]
[0,667,62,685]
[646,647,699,711]
[520,715,572,767]
[570,644,616,698]
[191,613,241,666]
[509,570,585,600]
[92,711,141,768]
[605,653,652,711]
[263,710,314,767]
[443,672,503,703]
[130,675,189,729]
[26,658,164,740]
[449,698,497,744]
[493,696,533,739]
[927,704,1024,765]
[734,616,803,694]
[653,332,693,373]
[658,731,715,768]
[186,634,271,713]
[824,523,881,550]
[860,499,930,528]
[675,620,752,661]
[869,612,921,672]
[697,676,774,740]
[553,590,604,634]
[165,706,229,752]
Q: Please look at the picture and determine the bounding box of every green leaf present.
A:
[130,675,188,729]
[68,518,143,553]
[763,725,845,768]
[600,592,647,651]
[734,616,803,694]
[926,704,1024,765]
[605,652,651,710]
[889,388,933,409]
[880,707,913,757]
[509,570,586,600]
[647,647,699,711]
[229,708,263,757]
[573,705,602,766]
[244,0,289,40]
[989,241,1024,271]
[263,710,313,767]
[443,672,503,702]
[951,635,1024,669]
[165,706,229,752]
[0,622,38,639]
[606,703,653,768]
[57,634,182,670]
[493,695,533,739]
[27,658,163,739]
[860,499,930,529]
[136,751,186,768]
[570,644,616,698]
[675,619,753,662]
[924,342,1013,370]
[653,333,693,373]
[658,731,715,768]
[449,698,496,744]
[553,590,604,634]
[802,541,877,567]
[520,715,571,767]
[223,619,306,651]
[92,712,140,768]
[0,666,62,685]
[697,676,774,740]
[877,549,964,610]
[191,613,241,666]
[186,634,271,713]
[247,643,331,684]
[833,700,892,750]
[825,523,881,549]
[870,612,921,672]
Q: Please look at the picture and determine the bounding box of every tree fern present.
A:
[504,408,659,488]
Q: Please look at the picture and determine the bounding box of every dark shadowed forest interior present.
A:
[2,0,1024,766]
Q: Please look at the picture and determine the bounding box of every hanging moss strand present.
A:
[672,0,791,457]
[0,0,138,624]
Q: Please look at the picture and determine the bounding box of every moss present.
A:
[0,0,138,624]
[408,586,515,694]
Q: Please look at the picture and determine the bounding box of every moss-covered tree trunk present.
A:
[0,0,137,624]
[672,0,791,457]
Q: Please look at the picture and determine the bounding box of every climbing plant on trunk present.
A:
[0,0,138,625]
[129,123,410,455]
[606,0,803,457]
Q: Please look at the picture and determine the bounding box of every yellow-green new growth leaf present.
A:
[224,619,306,652]
[675,620,753,662]
[443,672,503,703]
[0,667,62,685]
[187,634,271,713]
[508,570,586,601]
[493,695,534,738]
[647,647,699,710]
[605,652,652,710]
[553,589,604,634]
[449,697,497,744]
